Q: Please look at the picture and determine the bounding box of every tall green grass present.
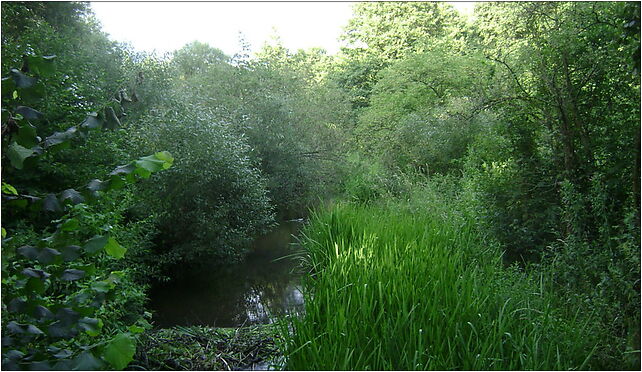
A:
[282,197,602,370]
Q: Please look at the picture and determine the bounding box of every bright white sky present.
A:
[90,2,476,57]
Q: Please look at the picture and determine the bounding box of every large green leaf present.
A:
[15,122,39,148]
[104,237,126,259]
[72,351,104,370]
[7,142,34,169]
[83,236,108,254]
[102,333,135,370]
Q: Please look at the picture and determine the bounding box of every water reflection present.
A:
[149,221,305,328]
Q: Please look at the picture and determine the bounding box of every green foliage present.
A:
[341,2,464,60]
[1,56,171,370]
[284,197,603,370]
[127,93,274,266]
[166,40,350,218]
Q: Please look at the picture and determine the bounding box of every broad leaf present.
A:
[60,245,82,262]
[102,333,135,370]
[84,235,108,254]
[60,189,84,205]
[80,113,102,129]
[17,245,39,260]
[21,268,50,279]
[60,218,80,232]
[104,237,126,259]
[36,247,61,264]
[43,194,62,212]
[15,106,43,120]
[7,142,34,169]
[73,351,103,370]
[60,269,85,281]
[44,126,78,148]
[15,122,39,148]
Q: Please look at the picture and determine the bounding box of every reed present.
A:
[281,200,600,370]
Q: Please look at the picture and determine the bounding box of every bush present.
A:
[128,99,275,268]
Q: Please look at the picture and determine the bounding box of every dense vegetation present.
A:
[1,1,639,370]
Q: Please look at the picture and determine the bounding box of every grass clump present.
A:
[283,195,603,370]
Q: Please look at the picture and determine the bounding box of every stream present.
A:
[148,221,305,328]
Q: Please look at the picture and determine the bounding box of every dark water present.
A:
[149,221,305,328]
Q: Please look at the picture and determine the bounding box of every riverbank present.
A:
[130,324,283,370]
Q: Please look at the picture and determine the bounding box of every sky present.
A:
[90,2,476,57]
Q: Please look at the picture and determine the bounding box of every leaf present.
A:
[60,218,80,232]
[26,277,46,294]
[33,305,54,320]
[48,321,77,339]
[78,317,103,337]
[10,68,37,89]
[44,126,78,148]
[18,80,46,102]
[21,268,50,279]
[73,351,104,370]
[60,189,84,205]
[17,245,39,260]
[80,113,103,129]
[2,182,18,195]
[60,269,85,281]
[86,179,107,193]
[60,245,82,262]
[136,155,166,173]
[7,141,34,169]
[104,237,126,259]
[128,325,145,334]
[109,163,136,177]
[36,247,61,264]
[91,281,113,293]
[52,349,73,359]
[15,106,43,120]
[43,193,62,212]
[15,121,39,148]
[7,298,27,313]
[55,307,81,326]
[102,333,135,370]
[6,321,24,334]
[84,235,108,254]
[25,324,44,335]
[154,151,175,169]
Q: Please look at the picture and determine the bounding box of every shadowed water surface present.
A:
[149,221,305,328]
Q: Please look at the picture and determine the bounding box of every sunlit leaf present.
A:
[104,237,126,259]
